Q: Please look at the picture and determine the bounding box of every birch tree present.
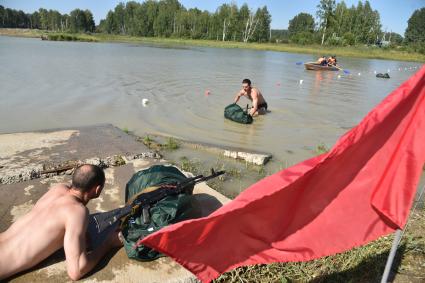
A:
[242,10,258,42]
[316,0,335,45]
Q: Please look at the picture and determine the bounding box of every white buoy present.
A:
[299,79,303,85]
[374,70,377,74]
[337,75,341,79]
[358,72,361,76]
[387,69,390,73]
[142,98,149,107]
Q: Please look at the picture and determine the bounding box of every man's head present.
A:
[242,78,251,91]
[71,164,105,199]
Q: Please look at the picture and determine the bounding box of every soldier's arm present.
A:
[234,90,244,103]
[64,206,118,280]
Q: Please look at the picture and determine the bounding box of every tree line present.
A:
[97,0,271,42]
[1,0,424,49]
[288,0,412,46]
[0,6,95,33]
[287,0,424,53]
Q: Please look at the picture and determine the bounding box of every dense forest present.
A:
[1,0,424,51]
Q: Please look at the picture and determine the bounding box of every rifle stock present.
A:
[93,206,132,233]
[93,169,225,233]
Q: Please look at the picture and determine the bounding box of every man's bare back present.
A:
[0,184,84,278]
[0,164,121,281]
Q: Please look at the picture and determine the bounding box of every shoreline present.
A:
[1,28,425,63]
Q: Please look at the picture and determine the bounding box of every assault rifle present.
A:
[92,169,225,233]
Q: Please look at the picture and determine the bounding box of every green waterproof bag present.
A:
[121,165,195,261]
[224,103,253,124]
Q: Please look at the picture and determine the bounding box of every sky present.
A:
[2,0,425,35]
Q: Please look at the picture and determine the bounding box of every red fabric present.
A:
[142,66,425,283]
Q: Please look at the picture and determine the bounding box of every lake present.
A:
[0,36,422,170]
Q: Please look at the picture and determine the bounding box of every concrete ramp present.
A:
[0,125,230,282]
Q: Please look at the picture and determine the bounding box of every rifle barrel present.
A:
[95,169,225,233]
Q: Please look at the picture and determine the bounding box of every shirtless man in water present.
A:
[234,78,268,116]
[0,164,122,281]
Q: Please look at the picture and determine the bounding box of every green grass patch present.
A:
[137,135,162,151]
[46,32,97,42]
[179,156,201,174]
[225,167,243,179]
[143,135,153,144]
[315,143,330,155]
[138,135,179,151]
[164,137,179,150]
[122,127,129,134]
[113,155,126,166]
[0,28,44,38]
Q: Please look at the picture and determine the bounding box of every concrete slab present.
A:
[0,124,160,184]
[146,133,272,165]
[0,125,230,282]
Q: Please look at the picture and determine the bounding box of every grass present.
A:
[122,127,130,134]
[164,137,179,150]
[137,135,166,151]
[143,135,153,144]
[179,156,201,174]
[175,155,272,198]
[214,208,425,283]
[93,33,425,62]
[141,135,157,149]
[137,135,179,151]
[315,143,330,155]
[0,28,43,38]
[112,155,126,166]
[2,28,425,62]
[46,33,98,42]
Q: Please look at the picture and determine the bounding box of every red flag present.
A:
[142,66,425,282]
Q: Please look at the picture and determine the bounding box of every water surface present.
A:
[0,36,421,169]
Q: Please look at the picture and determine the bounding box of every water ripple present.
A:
[0,36,421,164]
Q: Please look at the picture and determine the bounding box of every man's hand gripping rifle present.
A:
[92,169,225,233]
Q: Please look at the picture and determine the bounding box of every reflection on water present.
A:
[312,71,335,95]
[0,36,422,171]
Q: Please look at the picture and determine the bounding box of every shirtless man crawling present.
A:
[0,164,122,281]
[234,78,268,116]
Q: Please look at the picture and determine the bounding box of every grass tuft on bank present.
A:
[46,33,98,42]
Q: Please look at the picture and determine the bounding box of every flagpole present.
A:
[380,229,402,283]
[380,182,425,283]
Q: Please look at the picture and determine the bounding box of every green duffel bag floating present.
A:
[121,165,195,261]
[224,103,253,124]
